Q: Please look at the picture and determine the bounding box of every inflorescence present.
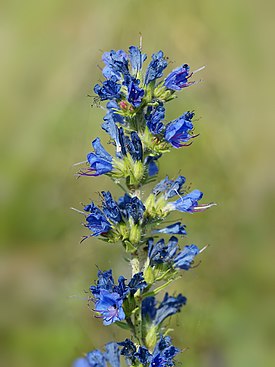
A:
[73,42,215,367]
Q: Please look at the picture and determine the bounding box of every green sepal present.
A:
[145,324,158,350]
[124,240,137,253]
[144,265,155,285]
[129,224,141,245]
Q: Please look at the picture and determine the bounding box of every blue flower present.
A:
[94,77,122,101]
[84,138,113,176]
[86,350,107,367]
[167,189,204,213]
[102,49,129,81]
[153,222,187,235]
[118,194,145,224]
[147,236,201,271]
[164,175,186,199]
[152,175,185,198]
[148,236,179,265]
[117,128,143,161]
[151,336,180,367]
[102,103,123,142]
[152,176,172,195]
[144,155,161,177]
[154,293,187,326]
[92,269,115,294]
[164,63,193,90]
[127,131,143,161]
[145,51,168,85]
[117,337,179,367]
[93,289,125,326]
[142,296,157,321]
[174,244,200,270]
[135,347,152,365]
[127,272,147,294]
[84,203,112,236]
[90,270,127,298]
[90,269,147,325]
[104,342,121,367]
[142,292,186,326]
[127,79,144,107]
[117,336,179,367]
[164,112,195,148]
[74,343,120,367]
[128,46,147,74]
[117,339,136,358]
[145,104,165,135]
[102,191,122,223]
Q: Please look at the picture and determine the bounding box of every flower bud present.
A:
[129,224,141,245]
[145,325,157,350]
[144,265,155,285]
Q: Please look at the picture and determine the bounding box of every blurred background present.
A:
[1,0,274,366]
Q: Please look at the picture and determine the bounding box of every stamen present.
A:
[193,65,206,74]
[199,244,209,254]
[70,207,86,215]
[192,202,217,212]
[73,160,88,166]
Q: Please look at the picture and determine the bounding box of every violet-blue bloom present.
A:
[102,191,122,223]
[93,289,125,325]
[145,104,165,134]
[73,343,120,367]
[168,189,204,213]
[173,244,200,270]
[144,51,168,85]
[118,194,145,224]
[154,293,187,326]
[164,63,193,91]
[152,176,172,195]
[164,175,186,199]
[126,131,143,161]
[86,349,107,367]
[117,128,143,161]
[117,336,179,367]
[104,342,121,367]
[142,292,186,326]
[151,336,180,367]
[128,46,147,74]
[164,111,195,148]
[153,222,187,235]
[148,236,179,265]
[127,79,144,107]
[91,269,146,304]
[84,203,112,236]
[127,272,147,294]
[94,77,122,101]
[102,49,129,81]
[118,339,136,358]
[85,138,113,176]
[135,347,152,365]
[144,155,160,176]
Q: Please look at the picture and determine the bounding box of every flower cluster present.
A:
[73,43,214,367]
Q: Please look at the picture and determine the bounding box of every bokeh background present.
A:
[1,0,274,366]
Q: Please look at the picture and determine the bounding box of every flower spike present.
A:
[73,43,215,367]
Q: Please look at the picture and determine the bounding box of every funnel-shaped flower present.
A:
[164,112,195,148]
[85,138,113,176]
[164,63,193,90]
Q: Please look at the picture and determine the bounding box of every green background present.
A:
[1,0,274,366]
